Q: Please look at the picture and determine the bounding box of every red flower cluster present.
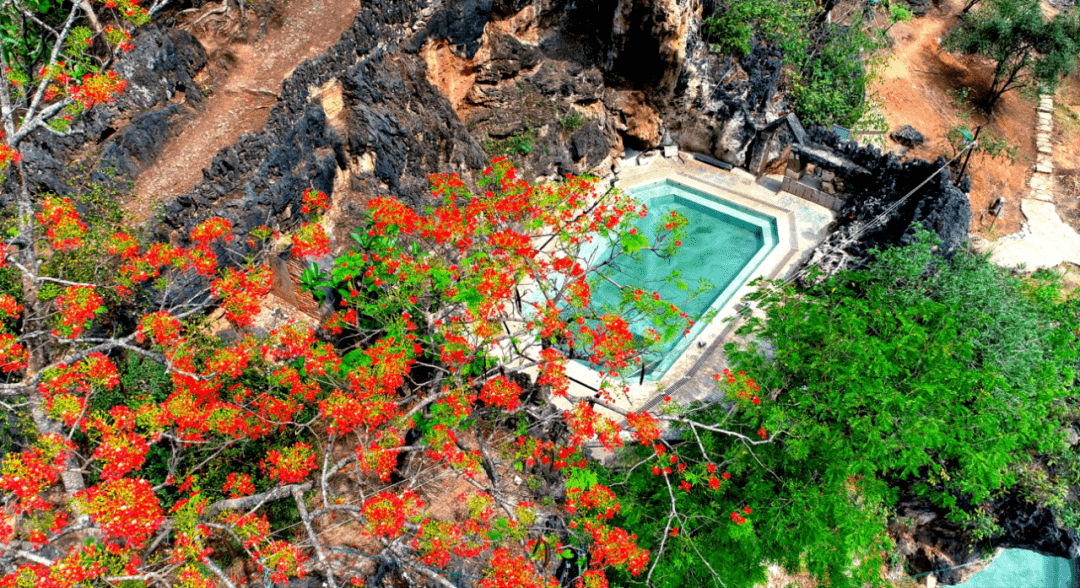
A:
[0,294,24,321]
[69,71,127,109]
[262,442,317,484]
[564,402,623,451]
[361,490,423,539]
[291,222,330,260]
[625,411,662,446]
[537,348,569,398]
[103,25,135,52]
[53,285,104,338]
[211,267,272,327]
[73,478,164,548]
[566,484,621,520]
[37,197,87,250]
[137,311,184,347]
[0,434,73,512]
[222,473,256,498]
[718,367,762,404]
[479,375,524,412]
[0,143,21,175]
[92,431,149,480]
[302,188,330,215]
[189,217,233,248]
[579,520,649,577]
[0,334,27,373]
[481,548,558,588]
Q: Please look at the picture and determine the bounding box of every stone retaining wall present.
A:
[780,175,845,212]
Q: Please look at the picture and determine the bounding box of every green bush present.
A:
[558,108,588,134]
[703,0,814,59]
[945,0,1080,111]
[603,232,1079,587]
[481,129,537,157]
[791,20,887,126]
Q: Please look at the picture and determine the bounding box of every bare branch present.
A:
[209,482,314,515]
[293,486,340,588]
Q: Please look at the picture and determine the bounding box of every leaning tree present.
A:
[945,0,1080,112]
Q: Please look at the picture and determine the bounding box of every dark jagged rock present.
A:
[570,123,610,167]
[892,494,1080,585]
[17,24,207,196]
[799,152,971,277]
[424,0,494,59]
[739,40,784,112]
[663,34,787,166]
[905,0,932,16]
[991,495,1080,559]
[98,104,191,179]
[891,124,926,148]
[890,500,986,585]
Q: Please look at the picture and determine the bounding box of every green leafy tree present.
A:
[945,0,1080,111]
[703,0,814,59]
[791,18,888,126]
[602,232,1079,587]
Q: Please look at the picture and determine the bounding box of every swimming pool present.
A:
[583,179,779,381]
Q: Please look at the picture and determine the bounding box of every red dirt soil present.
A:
[129,0,363,221]
[871,0,1042,239]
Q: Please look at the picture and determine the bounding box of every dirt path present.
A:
[872,0,1038,238]
[130,0,364,221]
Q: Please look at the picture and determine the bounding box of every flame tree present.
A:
[0,91,791,588]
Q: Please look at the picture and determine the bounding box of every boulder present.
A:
[713,109,757,166]
[570,123,610,167]
[904,0,932,15]
[891,124,926,148]
[890,501,990,585]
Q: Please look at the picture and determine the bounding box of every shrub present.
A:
[603,231,1079,587]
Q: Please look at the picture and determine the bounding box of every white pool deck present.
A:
[526,154,835,417]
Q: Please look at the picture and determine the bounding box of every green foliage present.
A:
[481,129,537,157]
[36,167,133,301]
[703,0,814,58]
[792,19,888,126]
[558,108,588,134]
[887,2,914,26]
[604,232,1079,587]
[0,0,62,77]
[945,0,1080,110]
[946,125,1018,163]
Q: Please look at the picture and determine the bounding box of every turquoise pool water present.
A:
[956,549,1075,588]
[582,179,778,381]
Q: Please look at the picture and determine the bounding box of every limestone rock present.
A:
[606,89,663,150]
[570,123,610,167]
[890,124,925,148]
[607,0,699,94]
[713,110,757,166]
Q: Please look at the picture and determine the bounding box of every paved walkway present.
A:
[986,94,1080,269]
